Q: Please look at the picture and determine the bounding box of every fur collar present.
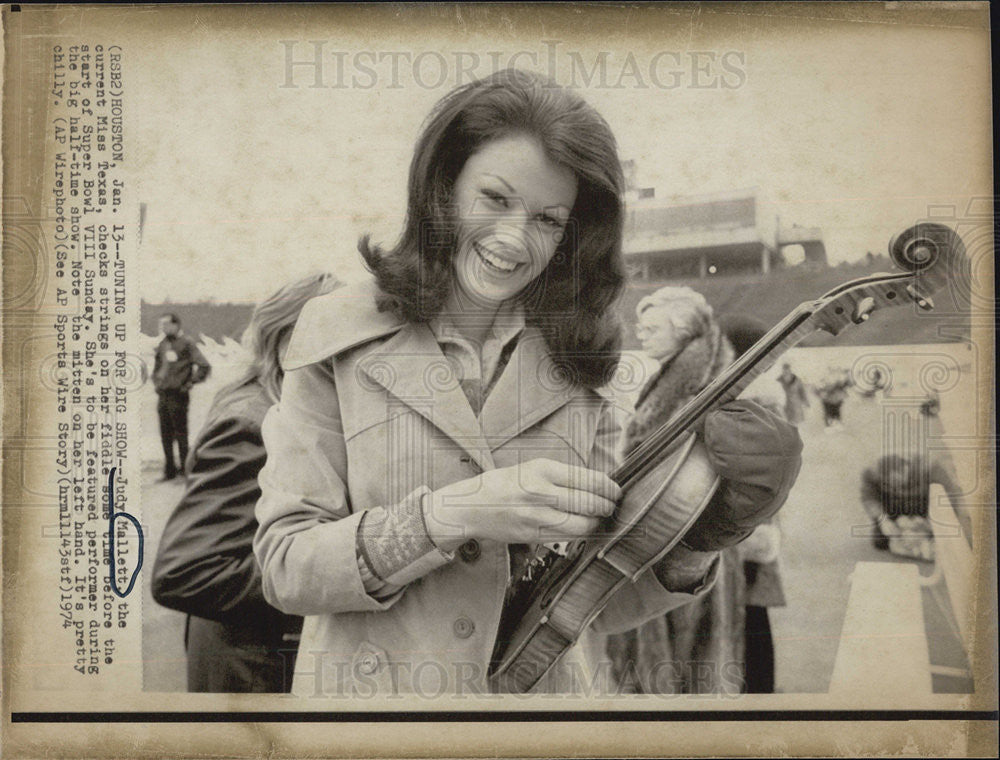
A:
[624,323,734,455]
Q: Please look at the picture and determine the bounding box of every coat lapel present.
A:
[479,327,578,450]
[357,323,496,471]
[357,322,615,468]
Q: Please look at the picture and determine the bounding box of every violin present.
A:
[488,222,967,693]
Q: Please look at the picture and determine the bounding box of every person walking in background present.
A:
[153,313,212,480]
[815,367,851,430]
[777,362,809,425]
[153,273,338,692]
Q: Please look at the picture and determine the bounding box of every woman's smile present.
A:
[474,241,523,273]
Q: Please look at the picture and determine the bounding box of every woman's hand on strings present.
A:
[423,458,621,550]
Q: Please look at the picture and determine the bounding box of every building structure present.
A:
[623,186,827,280]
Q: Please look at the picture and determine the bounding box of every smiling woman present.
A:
[357,67,628,387]
[251,68,801,697]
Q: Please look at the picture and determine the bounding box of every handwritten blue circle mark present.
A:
[107,467,143,597]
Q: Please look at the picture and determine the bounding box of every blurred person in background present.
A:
[604,294,799,694]
[739,513,785,692]
[153,313,212,480]
[152,272,339,692]
[858,366,887,400]
[860,451,968,562]
[920,390,941,418]
[716,312,767,360]
[720,315,787,694]
[776,362,810,426]
[815,366,852,430]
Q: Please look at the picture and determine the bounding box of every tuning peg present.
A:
[852,297,876,324]
[905,284,935,310]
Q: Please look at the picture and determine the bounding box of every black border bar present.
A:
[10,710,999,723]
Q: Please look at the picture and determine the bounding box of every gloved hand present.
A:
[681,399,803,552]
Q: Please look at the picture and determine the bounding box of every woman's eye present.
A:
[482,190,508,208]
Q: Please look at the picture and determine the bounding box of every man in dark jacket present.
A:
[153,313,211,480]
[152,381,302,692]
[150,272,336,692]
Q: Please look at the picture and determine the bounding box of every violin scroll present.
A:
[888,222,965,281]
[811,223,965,337]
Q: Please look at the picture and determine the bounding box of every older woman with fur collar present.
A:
[603,288,795,694]
[625,288,735,451]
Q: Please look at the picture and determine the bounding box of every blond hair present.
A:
[635,286,714,345]
[229,272,341,404]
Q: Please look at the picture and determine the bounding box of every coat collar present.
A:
[284,278,615,468]
[282,279,405,371]
[357,323,613,469]
[357,322,496,470]
[478,328,579,449]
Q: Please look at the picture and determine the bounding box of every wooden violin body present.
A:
[491,432,717,693]
[488,222,966,693]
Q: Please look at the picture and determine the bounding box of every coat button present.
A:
[357,652,379,675]
[458,539,481,563]
[453,617,475,638]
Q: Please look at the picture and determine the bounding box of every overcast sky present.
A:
[125,5,991,303]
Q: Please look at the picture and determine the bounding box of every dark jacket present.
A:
[152,381,302,647]
[153,334,212,393]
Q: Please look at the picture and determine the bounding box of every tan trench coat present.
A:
[253,280,715,696]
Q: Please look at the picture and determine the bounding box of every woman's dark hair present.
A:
[360,68,626,388]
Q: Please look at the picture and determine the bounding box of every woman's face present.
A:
[635,307,684,361]
[450,133,578,307]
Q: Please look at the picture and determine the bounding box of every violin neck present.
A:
[614,304,817,489]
